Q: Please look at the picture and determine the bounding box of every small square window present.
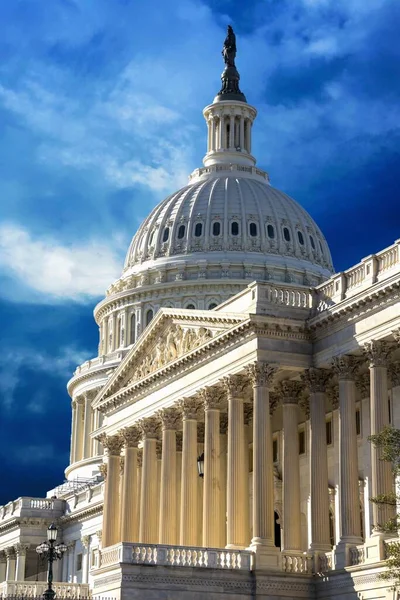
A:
[298,429,306,455]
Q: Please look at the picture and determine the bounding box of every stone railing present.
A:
[0,497,65,523]
[349,545,365,566]
[73,350,125,376]
[99,543,253,571]
[188,163,269,182]
[281,552,313,574]
[314,239,400,313]
[316,551,333,573]
[0,581,90,598]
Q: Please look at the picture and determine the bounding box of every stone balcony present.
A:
[0,581,90,598]
[0,498,65,524]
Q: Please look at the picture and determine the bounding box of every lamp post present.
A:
[36,523,67,600]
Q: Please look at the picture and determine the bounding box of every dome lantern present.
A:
[202,26,257,169]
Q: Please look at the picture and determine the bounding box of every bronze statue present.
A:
[222,25,236,68]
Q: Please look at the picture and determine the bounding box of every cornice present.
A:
[308,275,400,337]
[59,501,102,525]
[0,517,51,536]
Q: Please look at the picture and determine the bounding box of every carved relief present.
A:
[246,362,277,387]
[131,325,213,382]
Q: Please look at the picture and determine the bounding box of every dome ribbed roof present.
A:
[123,168,333,280]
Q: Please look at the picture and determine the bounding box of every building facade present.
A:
[1,28,400,600]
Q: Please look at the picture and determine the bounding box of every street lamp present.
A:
[36,523,67,600]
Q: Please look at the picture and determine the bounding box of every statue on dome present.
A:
[222,25,237,68]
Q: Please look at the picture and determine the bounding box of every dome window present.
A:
[212,221,221,236]
[283,227,291,242]
[208,302,217,310]
[310,235,316,250]
[177,225,185,239]
[186,303,195,309]
[231,221,239,236]
[267,224,275,239]
[146,309,154,326]
[249,222,258,237]
[194,223,203,237]
[162,227,170,242]
[297,231,305,245]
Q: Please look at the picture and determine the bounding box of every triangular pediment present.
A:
[93,308,246,406]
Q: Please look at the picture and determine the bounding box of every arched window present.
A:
[309,235,316,250]
[208,303,217,310]
[130,314,136,344]
[194,223,203,237]
[267,224,275,239]
[177,225,185,239]
[283,227,291,242]
[297,231,304,245]
[249,222,257,237]
[162,227,169,242]
[212,222,221,236]
[186,304,195,309]
[146,309,154,326]
[231,221,239,236]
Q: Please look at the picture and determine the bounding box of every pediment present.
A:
[94,308,245,405]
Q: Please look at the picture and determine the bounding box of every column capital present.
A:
[223,373,248,397]
[301,368,330,392]
[356,372,370,397]
[121,425,141,448]
[97,433,123,456]
[332,355,359,380]
[389,361,400,387]
[4,547,15,558]
[138,416,160,439]
[14,543,29,556]
[81,535,90,548]
[0,551,6,563]
[391,328,400,344]
[277,380,303,404]
[177,397,200,420]
[156,407,180,430]
[75,395,85,405]
[200,387,225,410]
[246,362,277,387]
[363,340,392,367]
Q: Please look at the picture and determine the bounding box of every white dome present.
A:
[123,165,333,284]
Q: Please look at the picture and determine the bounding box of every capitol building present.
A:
[1,27,400,600]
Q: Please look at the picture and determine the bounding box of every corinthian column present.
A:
[82,391,95,459]
[120,426,141,542]
[15,544,28,580]
[70,400,77,464]
[98,434,123,548]
[73,397,84,462]
[247,362,279,567]
[224,374,249,548]
[201,387,224,547]
[302,368,331,552]
[138,417,159,543]
[178,398,200,546]
[363,341,394,532]
[279,381,303,553]
[157,407,179,544]
[332,356,362,563]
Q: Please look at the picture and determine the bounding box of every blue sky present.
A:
[0,0,399,504]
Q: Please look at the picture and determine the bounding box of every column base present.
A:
[225,543,247,550]
[334,538,362,569]
[248,543,281,570]
[309,542,332,553]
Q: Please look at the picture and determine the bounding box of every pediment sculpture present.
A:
[129,325,214,383]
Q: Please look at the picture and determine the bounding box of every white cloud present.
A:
[0,223,122,301]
